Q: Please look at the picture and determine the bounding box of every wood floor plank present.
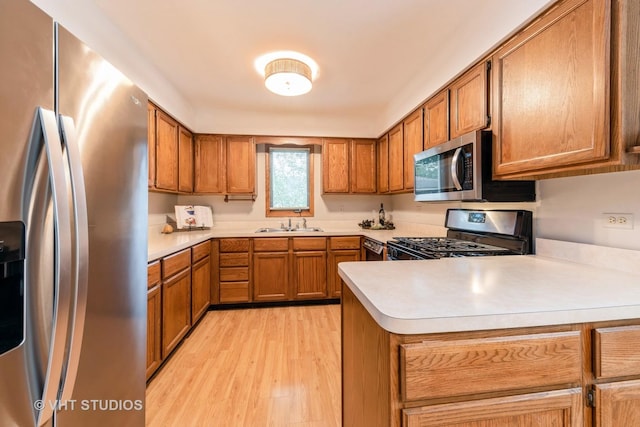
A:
[146,304,341,426]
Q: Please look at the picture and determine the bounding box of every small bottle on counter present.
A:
[378,203,386,226]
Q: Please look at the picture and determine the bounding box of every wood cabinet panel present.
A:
[377,134,389,193]
[594,325,640,379]
[292,237,326,251]
[219,238,250,253]
[594,379,640,427]
[403,109,423,190]
[292,251,327,299]
[219,267,249,282]
[178,126,193,193]
[329,236,361,250]
[253,238,289,252]
[191,240,210,263]
[450,61,488,139]
[351,139,376,193]
[155,110,179,191]
[191,255,211,324]
[219,282,250,303]
[147,261,160,290]
[388,123,404,192]
[146,283,162,380]
[147,102,157,188]
[194,134,225,193]
[328,249,360,298]
[253,252,289,301]
[161,249,190,278]
[161,267,191,359]
[225,136,255,194]
[403,388,583,427]
[400,331,582,402]
[219,253,249,267]
[322,138,350,193]
[423,89,449,149]
[492,0,610,176]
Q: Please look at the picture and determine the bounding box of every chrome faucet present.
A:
[288,218,292,230]
[302,218,307,228]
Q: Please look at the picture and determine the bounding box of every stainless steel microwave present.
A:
[414,130,536,202]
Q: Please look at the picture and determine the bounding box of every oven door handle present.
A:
[450,147,463,190]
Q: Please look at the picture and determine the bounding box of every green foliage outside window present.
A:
[269,147,310,210]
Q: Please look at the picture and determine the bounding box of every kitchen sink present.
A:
[255,227,324,233]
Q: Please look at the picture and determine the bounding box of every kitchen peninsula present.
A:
[339,239,640,426]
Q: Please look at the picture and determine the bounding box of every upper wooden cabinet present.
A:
[147,102,157,188]
[403,109,424,190]
[492,0,640,178]
[423,89,449,150]
[178,126,193,193]
[322,138,376,194]
[449,61,490,139]
[388,124,404,192]
[225,136,256,194]
[154,109,180,192]
[377,135,389,194]
[194,134,225,193]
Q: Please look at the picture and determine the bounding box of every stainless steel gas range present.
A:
[387,209,532,260]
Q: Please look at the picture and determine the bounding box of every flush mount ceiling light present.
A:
[255,51,318,97]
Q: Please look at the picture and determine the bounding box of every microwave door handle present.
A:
[450,147,463,190]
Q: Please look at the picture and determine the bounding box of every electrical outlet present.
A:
[602,213,634,230]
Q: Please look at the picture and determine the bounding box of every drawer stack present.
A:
[218,238,250,303]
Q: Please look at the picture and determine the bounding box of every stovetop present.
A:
[391,237,512,255]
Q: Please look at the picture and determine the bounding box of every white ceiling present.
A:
[85,1,553,136]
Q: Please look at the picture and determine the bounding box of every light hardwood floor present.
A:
[146,304,341,427]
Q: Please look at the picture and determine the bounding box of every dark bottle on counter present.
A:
[378,203,385,226]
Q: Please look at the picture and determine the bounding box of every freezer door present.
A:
[0,2,55,426]
[55,25,148,426]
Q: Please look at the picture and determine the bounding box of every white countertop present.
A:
[338,239,640,335]
[147,221,444,262]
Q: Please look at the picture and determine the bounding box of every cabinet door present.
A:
[178,126,193,193]
[292,251,327,299]
[424,89,449,149]
[191,255,211,324]
[194,134,225,193]
[147,102,157,188]
[226,136,255,194]
[253,252,289,302]
[322,138,350,193]
[450,61,489,139]
[403,388,583,427]
[492,0,609,177]
[388,124,404,192]
[155,110,179,191]
[403,109,424,190]
[162,267,191,359]
[594,379,640,427]
[328,249,360,298]
[350,139,376,193]
[146,284,162,380]
[377,134,389,193]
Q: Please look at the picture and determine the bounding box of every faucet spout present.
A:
[288,218,292,229]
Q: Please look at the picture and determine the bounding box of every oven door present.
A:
[363,238,385,261]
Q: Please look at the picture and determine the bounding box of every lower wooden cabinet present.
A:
[594,379,640,427]
[146,262,162,380]
[403,388,583,427]
[161,262,191,359]
[292,251,327,299]
[253,252,289,301]
[327,236,361,298]
[191,241,211,324]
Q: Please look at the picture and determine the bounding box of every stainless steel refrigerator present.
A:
[0,0,147,425]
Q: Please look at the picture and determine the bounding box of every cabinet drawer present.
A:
[329,236,360,250]
[219,282,249,303]
[254,238,289,252]
[220,267,249,282]
[293,237,327,251]
[400,331,582,401]
[219,253,249,267]
[148,261,161,289]
[594,325,640,379]
[191,240,211,263]
[219,238,250,252]
[162,249,191,278]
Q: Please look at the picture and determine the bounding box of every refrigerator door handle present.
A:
[25,108,73,427]
[57,115,89,403]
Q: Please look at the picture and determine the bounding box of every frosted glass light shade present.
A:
[264,58,312,96]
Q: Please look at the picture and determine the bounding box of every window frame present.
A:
[265,144,314,218]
